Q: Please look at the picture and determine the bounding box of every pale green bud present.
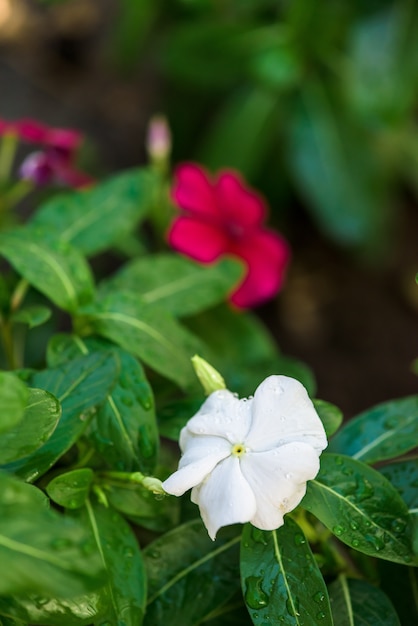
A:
[191,355,226,395]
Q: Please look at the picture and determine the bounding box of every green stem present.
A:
[10,278,29,312]
[6,179,33,207]
[0,314,17,369]
[0,132,18,183]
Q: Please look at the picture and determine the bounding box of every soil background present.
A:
[1,0,418,419]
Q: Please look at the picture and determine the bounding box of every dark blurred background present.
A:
[1,0,418,416]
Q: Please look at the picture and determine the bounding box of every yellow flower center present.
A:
[231,443,246,457]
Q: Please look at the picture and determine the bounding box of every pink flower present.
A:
[168,163,290,308]
[0,117,92,189]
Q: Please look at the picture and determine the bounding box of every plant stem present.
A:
[0,314,17,369]
[0,132,18,183]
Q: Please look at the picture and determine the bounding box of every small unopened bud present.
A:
[19,151,53,186]
[146,115,171,163]
[192,355,226,395]
[142,476,166,496]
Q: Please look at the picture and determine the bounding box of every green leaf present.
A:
[143,520,241,626]
[199,87,279,178]
[72,500,147,626]
[0,592,106,626]
[0,228,94,313]
[328,395,418,463]
[287,83,391,251]
[313,399,343,438]
[240,520,333,626]
[0,371,28,434]
[100,254,244,317]
[47,334,159,473]
[78,291,201,389]
[0,472,105,597]
[302,453,415,565]
[11,305,52,328]
[158,396,204,441]
[328,575,400,626]
[106,482,180,532]
[0,388,61,464]
[6,352,119,482]
[31,169,156,256]
[186,304,316,397]
[46,469,94,509]
[379,458,418,514]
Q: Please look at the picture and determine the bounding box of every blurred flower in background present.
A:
[168,162,290,308]
[0,117,93,188]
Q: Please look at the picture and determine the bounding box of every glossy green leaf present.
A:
[143,520,241,626]
[100,254,244,317]
[302,453,415,565]
[287,84,391,251]
[78,291,201,389]
[240,520,333,626]
[0,371,28,434]
[379,459,418,514]
[0,472,105,597]
[47,334,159,473]
[0,228,94,313]
[328,395,418,463]
[0,591,107,626]
[106,482,180,532]
[186,304,315,397]
[7,352,119,482]
[46,469,94,509]
[313,399,343,438]
[31,169,155,256]
[72,500,146,626]
[0,388,61,464]
[328,575,400,625]
[11,305,52,328]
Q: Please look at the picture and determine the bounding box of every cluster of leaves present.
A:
[0,166,313,626]
[108,0,418,256]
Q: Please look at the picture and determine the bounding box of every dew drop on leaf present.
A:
[244,576,270,610]
[251,527,268,545]
[294,533,306,546]
[332,525,345,536]
[313,591,325,603]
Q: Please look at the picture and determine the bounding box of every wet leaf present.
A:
[0,473,105,598]
[0,371,28,434]
[313,399,343,438]
[46,469,94,510]
[240,519,333,626]
[143,520,240,626]
[0,228,94,313]
[0,388,61,464]
[78,291,201,389]
[302,453,416,565]
[328,575,400,625]
[328,395,418,463]
[6,352,119,482]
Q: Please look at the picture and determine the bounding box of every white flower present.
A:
[162,375,327,539]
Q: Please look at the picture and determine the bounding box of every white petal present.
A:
[191,456,257,540]
[184,389,252,444]
[246,375,327,453]
[162,435,231,496]
[240,442,320,531]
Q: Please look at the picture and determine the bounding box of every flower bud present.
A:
[191,355,226,395]
[146,115,171,163]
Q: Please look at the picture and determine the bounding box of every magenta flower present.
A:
[0,117,92,189]
[168,163,290,308]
